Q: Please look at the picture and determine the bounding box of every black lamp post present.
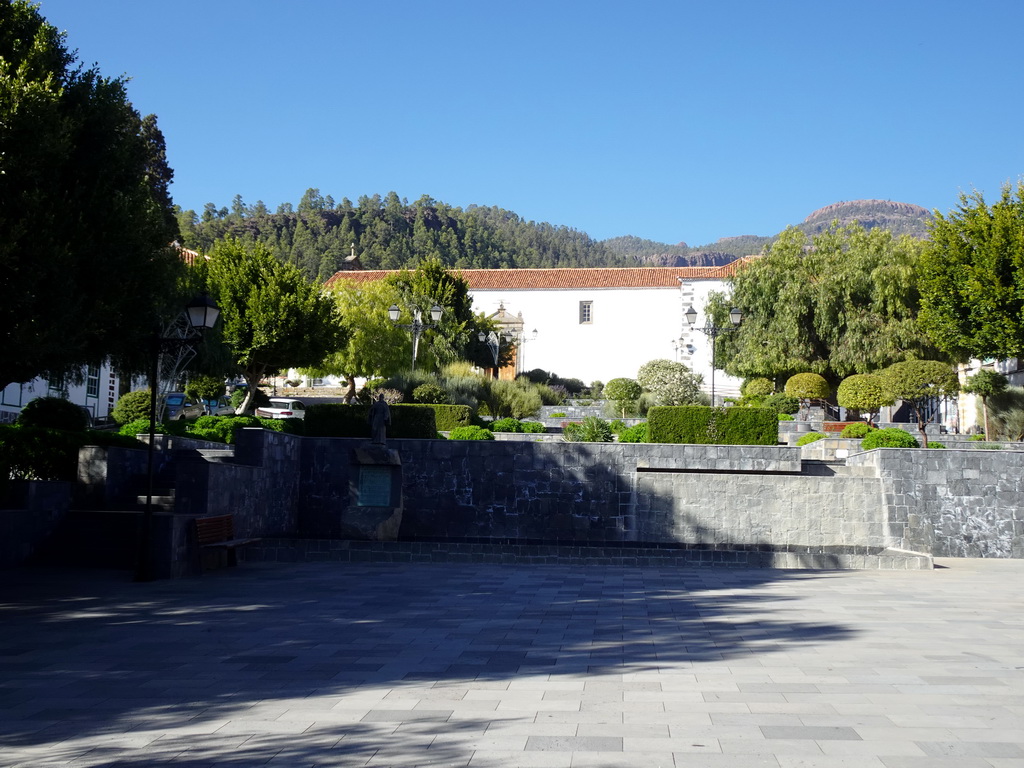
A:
[135,293,220,582]
[684,305,742,406]
[388,303,442,371]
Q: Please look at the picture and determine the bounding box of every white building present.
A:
[0,364,129,425]
[329,264,745,402]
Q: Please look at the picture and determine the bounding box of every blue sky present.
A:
[36,0,1024,247]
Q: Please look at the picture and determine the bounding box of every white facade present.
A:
[0,363,127,425]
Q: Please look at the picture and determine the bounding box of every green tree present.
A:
[919,182,1024,361]
[604,378,642,418]
[836,373,892,423]
[636,359,704,406]
[312,278,409,400]
[879,360,958,447]
[206,239,345,413]
[962,368,1008,441]
[0,1,184,391]
[714,224,939,387]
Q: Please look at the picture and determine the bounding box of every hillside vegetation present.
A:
[178,192,933,280]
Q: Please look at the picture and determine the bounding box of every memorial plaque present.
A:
[357,465,393,507]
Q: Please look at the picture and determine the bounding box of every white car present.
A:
[255,398,306,419]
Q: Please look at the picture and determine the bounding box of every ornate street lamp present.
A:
[477,330,514,378]
[684,305,743,406]
[388,303,443,371]
[136,293,220,582]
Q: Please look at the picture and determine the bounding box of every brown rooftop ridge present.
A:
[325,259,752,291]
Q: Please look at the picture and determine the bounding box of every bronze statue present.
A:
[369,394,391,445]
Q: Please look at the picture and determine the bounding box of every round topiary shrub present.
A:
[840,422,875,439]
[412,382,450,404]
[17,396,89,431]
[112,389,152,425]
[861,428,919,449]
[796,431,827,446]
[742,377,775,398]
[785,372,831,400]
[448,425,494,440]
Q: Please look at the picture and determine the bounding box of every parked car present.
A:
[162,392,204,421]
[255,398,306,419]
[202,396,235,416]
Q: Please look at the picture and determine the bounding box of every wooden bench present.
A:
[194,514,260,570]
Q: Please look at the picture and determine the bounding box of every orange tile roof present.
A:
[325,259,752,291]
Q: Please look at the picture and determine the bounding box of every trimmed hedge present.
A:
[861,428,920,449]
[304,403,437,439]
[448,425,494,440]
[426,404,472,431]
[647,406,778,445]
[796,431,827,446]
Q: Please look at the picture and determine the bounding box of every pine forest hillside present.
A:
[177,191,934,281]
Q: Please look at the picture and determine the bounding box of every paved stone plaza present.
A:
[1,558,1023,767]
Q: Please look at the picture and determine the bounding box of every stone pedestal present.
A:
[342,444,403,540]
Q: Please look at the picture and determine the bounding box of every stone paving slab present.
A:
[0,557,1023,767]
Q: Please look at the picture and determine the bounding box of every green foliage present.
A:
[919,182,1024,361]
[840,422,875,439]
[229,387,270,410]
[0,424,137,489]
[16,397,88,431]
[836,373,892,418]
[0,1,184,391]
[879,360,958,445]
[534,383,566,406]
[207,238,345,412]
[796,432,827,446]
[412,382,451,404]
[963,368,1009,441]
[763,392,800,415]
[423,404,472,431]
[520,421,545,433]
[617,423,648,443]
[636,359,704,406]
[112,389,152,426]
[483,379,542,420]
[927,442,946,449]
[713,223,940,386]
[777,413,794,421]
[861,428,920,449]
[490,417,523,433]
[604,377,642,418]
[550,412,566,418]
[647,406,778,445]
[742,378,775,398]
[178,192,632,281]
[562,416,613,443]
[448,425,494,440]
[184,374,226,403]
[119,418,164,437]
[784,372,831,400]
[986,386,1024,441]
[303,403,437,439]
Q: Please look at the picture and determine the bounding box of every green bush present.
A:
[764,392,800,415]
[424,404,472,431]
[647,406,778,445]
[229,386,270,411]
[520,420,545,433]
[550,412,566,418]
[839,422,875,438]
[304,403,437,439]
[17,396,90,431]
[861,428,920,449]
[112,389,152,425]
[604,377,642,418]
[796,431,827,446]
[490,417,522,433]
[119,417,164,437]
[563,416,613,442]
[927,442,947,449]
[968,433,987,441]
[742,377,775,398]
[617,423,648,443]
[484,379,542,420]
[412,382,450,404]
[609,419,626,434]
[785,372,831,400]
[777,413,794,421]
[449,425,494,440]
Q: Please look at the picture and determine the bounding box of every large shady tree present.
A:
[0,1,184,391]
